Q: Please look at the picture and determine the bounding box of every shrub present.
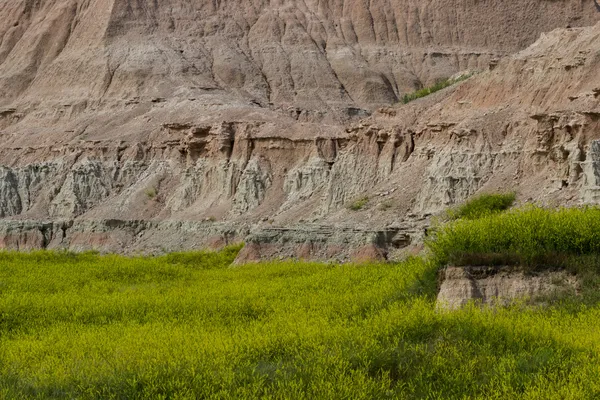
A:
[348,196,369,211]
[447,192,516,221]
[159,243,244,268]
[2,249,600,398]
[401,73,473,104]
[145,187,157,199]
[427,206,600,268]
[377,200,395,211]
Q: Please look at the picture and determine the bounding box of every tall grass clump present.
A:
[427,205,600,269]
[401,73,473,104]
[447,192,516,221]
[347,196,370,211]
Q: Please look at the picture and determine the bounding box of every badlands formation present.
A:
[0,0,599,261]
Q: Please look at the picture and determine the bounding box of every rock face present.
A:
[0,1,599,258]
[437,266,578,309]
[235,224,414,264]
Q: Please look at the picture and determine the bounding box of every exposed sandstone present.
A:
[437,266,579,309]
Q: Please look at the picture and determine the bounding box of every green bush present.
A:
[401,73,473,104]
[145,187,157,199]
[427,205,600,268]
[347,196,369,211]
[447,192,516,220]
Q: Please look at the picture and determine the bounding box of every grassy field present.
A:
[1,235,600,399]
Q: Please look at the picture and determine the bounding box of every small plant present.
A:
[377,200,395,211]
[447,192,516,221]
[145,187,158,199]
[348,196,369,211]
[402,73,473,104]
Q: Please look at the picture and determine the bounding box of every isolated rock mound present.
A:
[0,1,599,258]
[437,266,578,309]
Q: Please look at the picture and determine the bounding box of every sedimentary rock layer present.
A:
[0,1,599,258]
[437,266,578,309]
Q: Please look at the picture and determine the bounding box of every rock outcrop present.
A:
[0,1,599,258]
[437,266,579,309]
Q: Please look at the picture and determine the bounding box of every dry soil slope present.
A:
[0,0,597,112]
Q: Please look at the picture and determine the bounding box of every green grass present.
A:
[347,196,370,211]
[144,187,157,199]
[2,243,600,398]
[427,205,600,269]
[401,74,473,104]
[446,192,516,221]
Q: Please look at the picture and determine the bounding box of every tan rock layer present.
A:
[437,266,578,309]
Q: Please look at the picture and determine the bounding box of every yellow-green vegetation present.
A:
[427,203,600,309]
[144,187,157,199]
[401,74,473,104]
[446,192,516,221]
[428,205,600,268]
[1,237,600,399]
[348,196,370,211]
[377,200,395,211]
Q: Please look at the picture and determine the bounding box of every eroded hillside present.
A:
[0,0,599,259]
